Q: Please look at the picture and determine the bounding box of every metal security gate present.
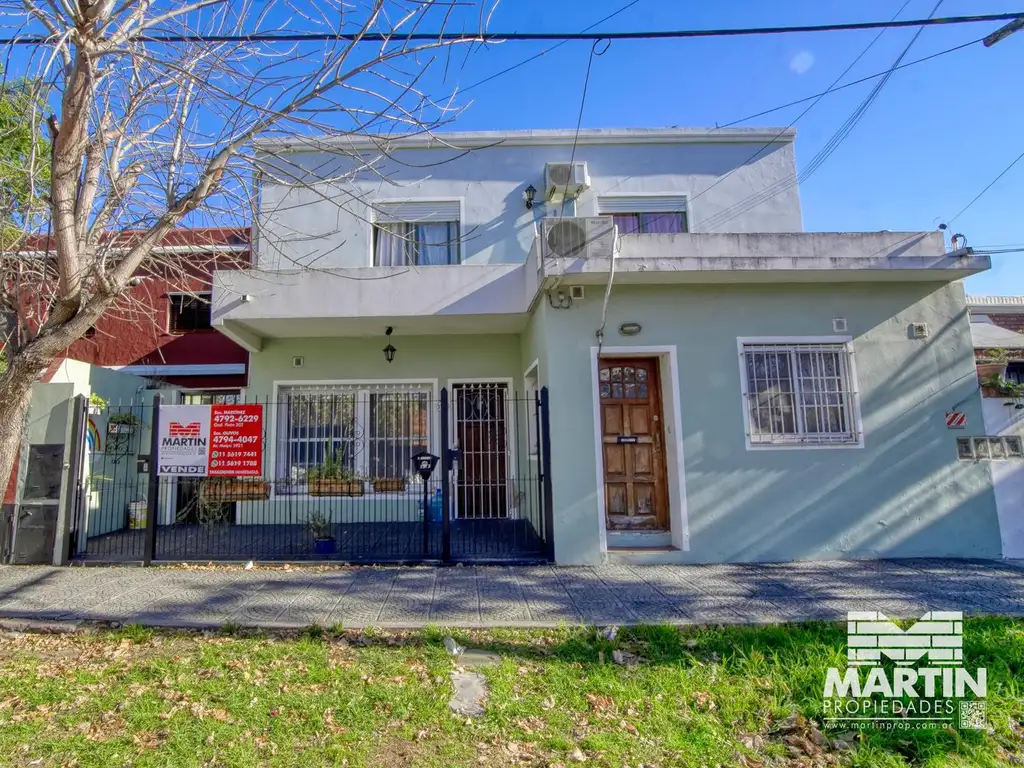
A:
[74,387,553,564]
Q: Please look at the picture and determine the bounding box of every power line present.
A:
[713,36,981,129]
[702,0,946,232]
[947,148,1024,225]
[561,39,609,216]
[2,11,1021,46]
[675,0,915,222]
[462,0,641,94]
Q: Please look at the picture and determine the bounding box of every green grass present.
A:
[0,620,1021,767]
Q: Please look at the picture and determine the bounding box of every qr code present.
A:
[959,700,987,730]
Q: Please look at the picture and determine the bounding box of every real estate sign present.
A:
[157,404,263,477]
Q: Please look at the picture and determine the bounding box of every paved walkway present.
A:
[0,559,1022,629]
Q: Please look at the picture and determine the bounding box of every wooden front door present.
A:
[599,358,669,531]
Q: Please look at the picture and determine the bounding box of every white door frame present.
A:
[589,346,690,553]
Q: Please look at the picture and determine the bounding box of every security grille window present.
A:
[169,293,212,332]
[741,342,860,446]
[598,196,688,235]
[276,384,431,494]
[372,200,461,266]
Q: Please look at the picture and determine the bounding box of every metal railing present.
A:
[74,386,553,564]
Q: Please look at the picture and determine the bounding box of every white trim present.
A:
[255,127,797,152]
[523,360,540,460]
[589,346,690,554]
[269,378,440,500]
[735,335,864,451]
[108,363,246,377]
[368,197,466,267]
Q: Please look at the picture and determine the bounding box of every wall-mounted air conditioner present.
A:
[540,216,617,262]
[544,162,590,204]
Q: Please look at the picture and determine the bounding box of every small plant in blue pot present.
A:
[307,511,336,556]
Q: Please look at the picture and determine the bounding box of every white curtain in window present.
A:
[374,223,409,266]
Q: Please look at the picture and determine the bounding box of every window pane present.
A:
[368,392,428,480]
[640,213,685,234]
[415,222,459,265]
[612,214,640,235]
[796,351,847,435]
[170,294,212,331]
[745,351,796,437]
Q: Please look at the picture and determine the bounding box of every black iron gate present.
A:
[75,386,553,564]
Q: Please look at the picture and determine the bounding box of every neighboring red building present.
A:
[20,227,250,393]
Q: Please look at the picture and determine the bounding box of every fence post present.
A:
[144,394,161,565]
[539,386,555,563]
[440,388,451,563]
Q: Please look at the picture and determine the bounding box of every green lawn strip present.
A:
[0,620,1021,767]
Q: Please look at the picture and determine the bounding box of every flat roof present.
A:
[254,126,797,152]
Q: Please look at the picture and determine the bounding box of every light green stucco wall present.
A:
[242,334,528,524]
[247,334,524,398]
[541,281,1000,565]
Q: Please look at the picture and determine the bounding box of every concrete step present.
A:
[606,546,684,565]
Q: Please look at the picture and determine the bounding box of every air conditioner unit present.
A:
[540,216,618,262]
[544,162,590,203]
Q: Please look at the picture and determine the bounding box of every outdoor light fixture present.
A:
[619,322,643,337]
[524,184,536,210]
[383,326,396,363]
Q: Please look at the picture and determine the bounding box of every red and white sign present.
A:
[946,411,967,429]
[208,404,263,477]
[157,404,263,476]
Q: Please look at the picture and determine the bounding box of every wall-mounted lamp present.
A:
[383,326,396,363]
[524,184,537,210]
[619,322,643,337]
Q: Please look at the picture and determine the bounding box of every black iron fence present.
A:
[73,385,553,564]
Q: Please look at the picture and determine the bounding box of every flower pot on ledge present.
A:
[308,479,364,497]
[977,362,1008,380]
[200,479,270,502]
[372,478,407,493]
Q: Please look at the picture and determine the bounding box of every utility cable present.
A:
[461,0,641,94]
[701,0,946,232]
[947,148,1024,226]
[2,11,1021,46]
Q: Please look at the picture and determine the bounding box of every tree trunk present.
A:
[0,359,47,500]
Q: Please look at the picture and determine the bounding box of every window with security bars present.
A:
[275,385,430,493]
[741,342,860,446]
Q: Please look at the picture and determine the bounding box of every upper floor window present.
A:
[372,200,461,266]
[598,196,688,235]
[169,293,211,332]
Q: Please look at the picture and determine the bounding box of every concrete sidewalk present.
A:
[0,559,1022,629]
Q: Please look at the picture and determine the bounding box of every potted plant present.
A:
[372,476,407,493]
[981,375,1024,408]
[307,510,336,555]
[107,411,143,435]
[199,477,271,502]
[88,393,106,415]
[976,348,1010,380]
[307,448,364,496]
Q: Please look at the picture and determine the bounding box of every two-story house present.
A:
[212,127,1001,565]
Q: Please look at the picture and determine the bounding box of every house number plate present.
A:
[616,436,639,444]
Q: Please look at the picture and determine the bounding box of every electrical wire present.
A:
[670,0,915,225]
[561,39,609,216]
[2,11,1021,45]
[947,148,1024,226]
[461,0,641,94]
[701,0,946,232]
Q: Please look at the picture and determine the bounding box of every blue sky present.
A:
[440,0,1024,295]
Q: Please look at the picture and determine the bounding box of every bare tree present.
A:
[0,0,498,486]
